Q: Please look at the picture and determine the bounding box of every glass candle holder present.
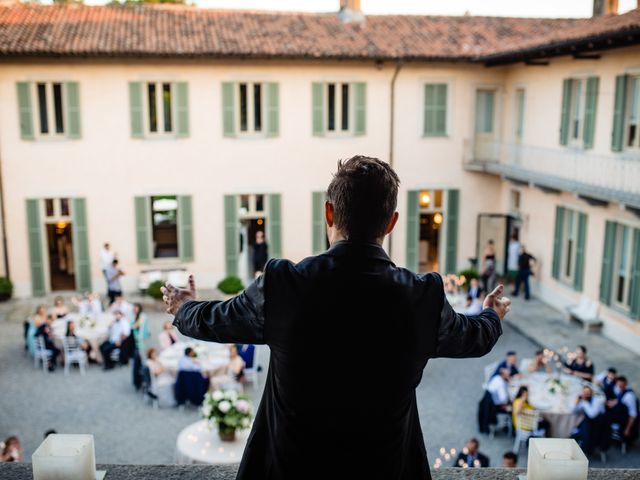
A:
[527,438,588,480]
[32,434,96,480]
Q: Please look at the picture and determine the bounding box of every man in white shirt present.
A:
[99,311,131,370]
[573,386,606,454]
[177,347,202,372]
[507,234,521,280]
[608,376,639,444]
[487,368,511,411]
[109,295,134,320]
[99,243,115,287]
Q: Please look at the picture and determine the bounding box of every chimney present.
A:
[338,0,365,24]
[593,0,619,15]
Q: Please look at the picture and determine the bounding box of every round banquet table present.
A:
[175,420,250,464]
[509,372,604,438]
[159,341,230,376]
[52,313,114,363]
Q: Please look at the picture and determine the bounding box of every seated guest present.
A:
[464,291,485,316]
[527,349,552,374]
[109,295,134,320]
[512,386,549,437]
[487,367,511,412]
[502,451,517,468]
[0,436,23,462]
[25,305,48,354]
[65,320,93,361]
[211,344,247,391]
[467,277,484,300]
[73,292,103,316]
[35,314,61,372]
[178,347,202,372]
[99,311,131,370]
[32,305,48,328]
[573,386,606,455]
[606,376,639,445]
[158,321,179,350]
[493,351,519,379]
[453,438,489,468]
[595,367,618,400]
[50,296,69,318]
[146,348,176,407]
[563,345,594,382]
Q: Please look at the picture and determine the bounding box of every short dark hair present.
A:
[577,345,587,354]
[468,437,479,447]
[535,349,544,356]
[608,367,618,374]
[507,351,517,357]
[503,451,518,462]
[185,347,194,356]
[617,376,628,384]
[326,155,399,241]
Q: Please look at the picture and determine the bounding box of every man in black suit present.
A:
[453,438,490,468]
[162,156,510,480]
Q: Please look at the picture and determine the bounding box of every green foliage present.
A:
[0,277,12,298]
[217,276,244,295]
[458,268,480,289]
[146,280,164,299]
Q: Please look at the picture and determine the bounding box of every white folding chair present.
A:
[34,336,53,372]
[63,337,88,376]
[512,409,539,453]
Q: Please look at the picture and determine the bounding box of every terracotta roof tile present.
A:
[0,4,638,61]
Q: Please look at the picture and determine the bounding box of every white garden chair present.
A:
[63,337,87,376]
[34,336,53,372]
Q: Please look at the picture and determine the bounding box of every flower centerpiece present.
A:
[201,390,253,442]
[546,377,569,395]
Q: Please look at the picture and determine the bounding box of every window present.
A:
[35,82,65,136]
[151,196,178,258]
[613,224,634,310]
[625,76,640,149]
[561,209,579,282]
[568,79,586,144]
[423,83,447,137]
[326,83,350,133]
[514,88,525,142]
[237,83,263,134]
[146,82,173,134]
[475,90,495,134]
[44,198,70,218]
[553,206,587,290]
[238,194,265,216]
[509,190,521,214]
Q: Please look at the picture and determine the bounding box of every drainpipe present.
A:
[387,59,402,258]
[0,147,9,281]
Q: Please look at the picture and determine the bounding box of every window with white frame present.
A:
[613,223,634,310]
[568,79,586,144]
[561,208,579,283]
[326,83,350,133]
[514,88,525,142]
[625,75,640,149]
[35,82,65,136]
[146,82,174,134]
[238,83,263,134]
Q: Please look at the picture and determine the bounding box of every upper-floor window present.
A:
[146,82,173,134]
[36,82,65,136]
[568,79,585,144]
[221,82,278,138]
[625,75,640,149]
[129,81,189,139]
[560,77,598,149]
[238,83,263,134]
[423,83,448,137]
[312,82,366,137]
[514,88,526,143]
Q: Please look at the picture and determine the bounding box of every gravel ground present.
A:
[0,294,637,469]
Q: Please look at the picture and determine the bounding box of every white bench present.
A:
[566,296,603,333]
[138,268,189,291]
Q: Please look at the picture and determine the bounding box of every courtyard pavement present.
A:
[0,291,638,469]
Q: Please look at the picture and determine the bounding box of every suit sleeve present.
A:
[172,269,266,345]
[433,274,502,358]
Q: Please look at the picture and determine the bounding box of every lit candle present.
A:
[32,434,96,480]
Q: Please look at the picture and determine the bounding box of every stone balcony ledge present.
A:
[1,464,639,479]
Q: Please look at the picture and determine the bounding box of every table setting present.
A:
[51,313,114,363]
[159,341,231,375]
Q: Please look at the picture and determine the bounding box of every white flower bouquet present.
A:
[201,389,253,441]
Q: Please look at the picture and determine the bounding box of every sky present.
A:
[127,0,639,17]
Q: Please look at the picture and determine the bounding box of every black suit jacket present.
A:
[454,451,490,468]
[174,240,502,480]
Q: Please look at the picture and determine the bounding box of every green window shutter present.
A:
[178,195,194,262]
[552,206,565,280]
[312,82,324,136]
[628,228,640,319]
[267,194,282,259]
[129,82,144,139]
[611,74,628,152]
[445,189,459,274]
[353,82,366,136]
[559,79,571,146]
[312,191,327,255]
[266,82,279,137]
[224,195,239,277]
[582,77,599,149]
[175,82,189,138]
[26,199,46,296]
[71,198,92,292]
[406,191,419,272]
[573,212,587,291]
[599,220,616,305]
[134,196,152,264]
[65,82,81,139]
[424,83,447,137]
[222,82,236,138]
[16,82,34,140]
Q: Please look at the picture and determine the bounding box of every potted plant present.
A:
[217,276,244,300]
[201,390,253,442]
[146,280,164,300]
[0,277,13,302]
[457,268,480,290]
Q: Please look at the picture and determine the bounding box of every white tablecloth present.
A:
[51,313,114,362]
[159,341,230,375]
[175,420,250,464]
[510,372,604,438]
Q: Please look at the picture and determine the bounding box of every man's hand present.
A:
[482,284,511,320]
[161,275,197,316]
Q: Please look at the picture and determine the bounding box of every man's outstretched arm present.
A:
[162,273,266,345]
[435,283,509,358]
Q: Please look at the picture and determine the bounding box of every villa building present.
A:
[0,0,639,352]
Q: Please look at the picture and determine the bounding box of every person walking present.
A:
[162,156,509,480]
[512,246,535,300]
[99,243,115,295]
[252,230,268,276]
[104,259,124,305]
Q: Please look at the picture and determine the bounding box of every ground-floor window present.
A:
[151,196,179,258]
[552,206,587,291]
